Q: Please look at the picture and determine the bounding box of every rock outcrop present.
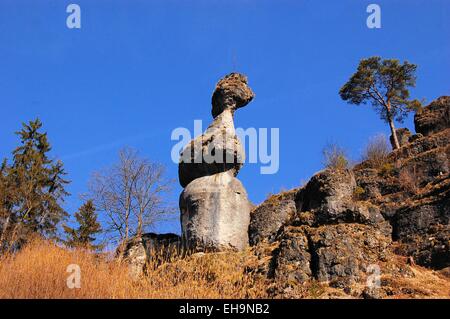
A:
[414,96,450,136]
[265,168,392,291]
[179,73,254,251]
[121,233,181,277]
[119,90,448,298]
[249,189,297,246]
[353,97,449,270]
[248,96,449,298]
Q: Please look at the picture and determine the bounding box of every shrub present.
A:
[322,143,349,170]
[362,134,391,169]
[379,163,395,177]
[399,167,420,194]
[353,186,366,200]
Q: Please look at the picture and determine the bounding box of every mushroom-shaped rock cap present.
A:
[211,73,255,118]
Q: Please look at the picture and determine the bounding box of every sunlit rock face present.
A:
[180,171,250,251]
[178,73,254,251]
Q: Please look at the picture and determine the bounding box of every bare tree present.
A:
[88,147,174,248]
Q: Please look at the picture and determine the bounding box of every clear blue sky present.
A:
[1,0,449,235]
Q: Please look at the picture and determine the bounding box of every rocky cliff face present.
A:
[249,96,449,298]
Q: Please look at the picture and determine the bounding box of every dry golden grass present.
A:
[1,240,448,299]
[382,264,450,299]
[0,239,268,299]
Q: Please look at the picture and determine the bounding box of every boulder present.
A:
[121,237,147,279]
[179,171,250,251]
[414,96,450,136]
[211,73,254,118]
[121,233,181,278]
[295,169,356,213]
[249,189,297,246]
[294,169,385,226]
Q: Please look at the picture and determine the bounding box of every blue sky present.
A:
[0,0,449,235]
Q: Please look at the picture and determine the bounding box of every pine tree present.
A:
[63,200,102,250]
[339,57,422,149]
[0,159,14,251]
[6,119,69,247]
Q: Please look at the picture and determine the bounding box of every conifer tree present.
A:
[339,57,421,149]
[5,119,69,248]
[0,160,14,251]
[63,200,102,250]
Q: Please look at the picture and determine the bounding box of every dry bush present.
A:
[379,162,395,177]
[352,186,366,200]
[398,167,420,194]
[322,143,349,170]
[362,134,391,169]
[0,239,268,299]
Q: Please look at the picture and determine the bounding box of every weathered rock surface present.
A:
[393,182,450,269]
[180,171,250,251]
[295,169,356,213]
[248,167,393,294]
[350,98,450,271]
[121,233,181,277]
[272,224,391,285]
[294,169,385,226]
[179,73,254,252]
[211,73,254,118]
[250,94,450,295]
[414,96,450,136]
[178,109,245,188]
[249,189,297,246]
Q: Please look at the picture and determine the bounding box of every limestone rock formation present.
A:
[247,96,449,298]
[273,223,391,286]
[265,168,392,289]
[249,189,297,246]
[178,107,245,188]
[121,233,181,277]
[294,169,385,226]
[180,171,250,251]
[211,73,255,118]
[414,96,450,136]
[179,73,254,251]
[354,97,449,269]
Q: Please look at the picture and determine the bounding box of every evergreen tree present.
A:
[6,119,69,247]
[63,200,102,250]
[0,159,14,250]
[339,57,422,149]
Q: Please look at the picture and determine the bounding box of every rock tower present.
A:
[178,73,254,251]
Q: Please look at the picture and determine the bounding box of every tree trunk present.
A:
[386,100,400,150]
[388,118,400,150]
